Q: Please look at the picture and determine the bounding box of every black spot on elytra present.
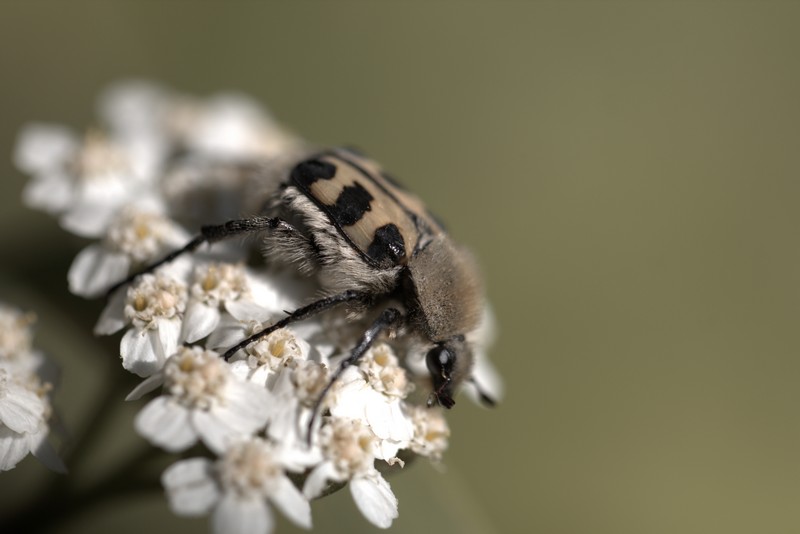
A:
[291,159,337,188]
[329,182,374,226]
[367,223,406,266]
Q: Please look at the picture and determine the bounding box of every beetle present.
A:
[108,148,494,426]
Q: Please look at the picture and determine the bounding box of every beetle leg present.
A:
[105,216,300,297]
[306,307,403,444]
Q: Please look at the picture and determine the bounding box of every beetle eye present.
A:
[426,345,456,409]
[426,345,453,377]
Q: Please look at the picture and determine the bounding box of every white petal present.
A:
[68,244,130,298]
[366,400,413,443]
[263,394,301,442]
[94,288,127,335]
[374,440,402,462]
[181,301,221,343]
[61,201,122,238]
[14,123,76,174]
[160,254,194,282]
[0,383,45,433]
[0,425,32,471]
[134,397,197,452]
[22,173,75,214]
[121,133,166,181]
[350,474,398,529]
[188,94,269,159]
[275,436,322,472]
[225,300,273,323]
[466,352,505,406]
[99,80,168,136]
[193,385,268,455]
[329,377,370,421]
[162,457,220,515]
[75,175,130,205]
[289,320,324,344]
[364,400,393,440]
[464,304,503,405]
[206,315,248,352]
[31,430,67,473]
[156,318,181,361]
[248,365,272,387]
[227,360,251,381]
[248,269,307,312]
[220,381,270,431]
[125,374,165,401]
[270,475,312,529]
[120,328,163,377]
[133,193,170,214]
[191,410,236,454]
[47,407,69,444]
[212,493,273,534]
[302,461,340,499]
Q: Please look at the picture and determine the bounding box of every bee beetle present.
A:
[110,148,494,421]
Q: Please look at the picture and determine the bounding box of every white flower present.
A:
[121,273,186,375]
[289,359,331,409]
[0,307,51,391]
[0,369,46,439]
[408,405,450,461]
[0,305,65,473]
[229,327,311,389]
[15,82,172,240]
[162,437,311,534]
[98,80,172,143]
[181,262,268,344]
[14,80,506,531]
[329,344,414,455]
[464,305,504,406]
[128,346,270,453]
[0,369,65,473]
[304,418,398,529]
[225,328,328,471]
[15,123,79,215]
[204,269,307,357]
[15,125,162,238]
[357,343,413,399]
[251,359,329,472]
[0,306,35,361]
[68,204,189,298]
[95,272,188,376]
[172,93,298,161]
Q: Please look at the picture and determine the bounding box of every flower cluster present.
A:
[0,305,65,473]
[14,81,501,532]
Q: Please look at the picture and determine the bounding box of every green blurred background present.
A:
[2,1,800,533]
